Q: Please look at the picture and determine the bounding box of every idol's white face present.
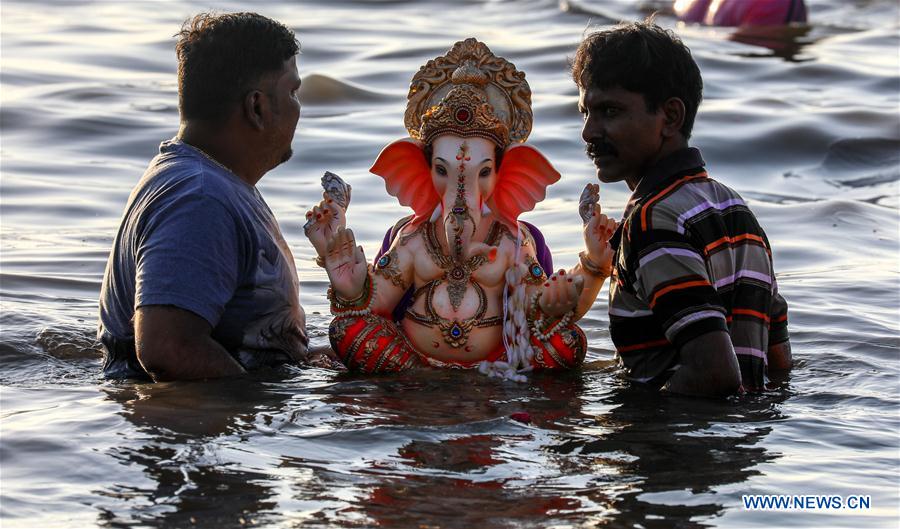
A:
[430,135,498,201]
[429,135,498,260]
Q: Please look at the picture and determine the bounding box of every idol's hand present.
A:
[325,227,368,300]
[583,202,617,277]
[539,269,585,319]
[304,192,347,259]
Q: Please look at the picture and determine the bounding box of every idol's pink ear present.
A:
[488,144,561,229]
[369,138,439,226]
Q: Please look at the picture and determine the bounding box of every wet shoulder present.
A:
[144,142,258,209]
[633,174,749,235]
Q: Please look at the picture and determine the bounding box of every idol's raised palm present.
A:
[303,192,346,259]
[323,228,367,301]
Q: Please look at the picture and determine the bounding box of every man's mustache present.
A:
[586,141,617,159]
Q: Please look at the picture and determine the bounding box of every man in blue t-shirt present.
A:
[98,13,308,381]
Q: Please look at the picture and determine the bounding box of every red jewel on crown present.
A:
[455,107,472,124]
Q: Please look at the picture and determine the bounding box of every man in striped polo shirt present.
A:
[572,21,791,396]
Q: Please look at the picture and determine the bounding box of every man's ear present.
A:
[661,97,686,138]
[243,90,266,131]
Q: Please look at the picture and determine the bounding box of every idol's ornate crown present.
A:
[404,38,532,148]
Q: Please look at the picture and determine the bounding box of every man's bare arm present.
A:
[663,330,742,397]
[135,305,245,382]
[768,340,792,371]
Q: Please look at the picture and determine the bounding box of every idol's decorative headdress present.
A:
[404,38,533,149]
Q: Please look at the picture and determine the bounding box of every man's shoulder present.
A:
[139,145,249,211]
[142,148,203,190]
[629,172,747,235]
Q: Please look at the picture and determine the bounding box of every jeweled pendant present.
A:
[447,278,467,311]
[449,265,466,281]
[440,319,473,348]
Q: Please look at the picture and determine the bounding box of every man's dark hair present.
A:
[176,12,299,122]
[572,20,703,139]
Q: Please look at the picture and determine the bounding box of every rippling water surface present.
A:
[2,1,899,527]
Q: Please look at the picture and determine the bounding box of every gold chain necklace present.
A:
[181,139,239,179]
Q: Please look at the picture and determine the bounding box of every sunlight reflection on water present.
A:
[1,0,898,527]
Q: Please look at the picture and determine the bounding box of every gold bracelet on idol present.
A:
[579,251,609,278]
[328,271,376,316]
[527,290,574,342]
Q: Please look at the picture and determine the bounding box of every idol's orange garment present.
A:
[328,312,587,373]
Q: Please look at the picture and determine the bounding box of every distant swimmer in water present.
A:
[675,0,807,26]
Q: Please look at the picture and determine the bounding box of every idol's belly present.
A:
[402,319,503,364]
[402,280,505,364]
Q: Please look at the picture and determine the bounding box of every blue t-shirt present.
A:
[98,139,308,378]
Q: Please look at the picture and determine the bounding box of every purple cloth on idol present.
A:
[375,219,554,323]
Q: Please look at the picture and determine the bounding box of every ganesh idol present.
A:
[305,39,616,378]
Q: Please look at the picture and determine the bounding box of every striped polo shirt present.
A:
[608,148,789,388]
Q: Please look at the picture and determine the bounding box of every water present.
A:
[1,0,898,527]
